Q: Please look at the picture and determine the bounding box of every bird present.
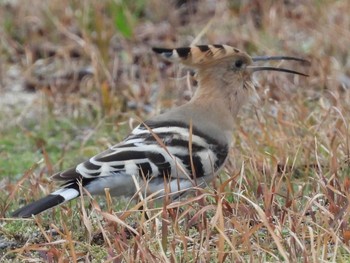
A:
[12,44,308,218]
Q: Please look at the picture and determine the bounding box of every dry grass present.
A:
[0,0,350,261]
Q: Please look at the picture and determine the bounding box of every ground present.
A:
[0,0,350,262]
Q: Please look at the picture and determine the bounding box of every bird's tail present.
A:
[12,184,80,218]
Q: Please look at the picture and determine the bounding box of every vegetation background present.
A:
[0,0,349,261]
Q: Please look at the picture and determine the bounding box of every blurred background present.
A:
[0,0,349,260]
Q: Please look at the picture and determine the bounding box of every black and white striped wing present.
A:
[12,121,229,218]
[53,121,229,195]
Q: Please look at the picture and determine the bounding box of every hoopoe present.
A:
[12,45,308,218]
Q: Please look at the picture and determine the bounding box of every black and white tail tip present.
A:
[12,185,80,218]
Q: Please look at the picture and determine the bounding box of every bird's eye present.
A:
[230,59,244,71]
[235,59,243,68]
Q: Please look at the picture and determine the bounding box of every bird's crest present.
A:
[153,45,309,76]
[152,45,245,67]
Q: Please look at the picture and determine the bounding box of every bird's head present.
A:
[153,44,308,80]
[153,45,309,115]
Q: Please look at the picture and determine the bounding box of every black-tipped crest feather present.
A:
[175,47,191,58]
[152,44,308,75]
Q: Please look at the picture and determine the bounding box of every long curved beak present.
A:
[249,55,310,77]
[252,56,310,64]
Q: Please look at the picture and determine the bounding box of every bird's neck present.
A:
[191,72,247,118]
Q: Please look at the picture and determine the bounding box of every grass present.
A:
[1,0,350,261]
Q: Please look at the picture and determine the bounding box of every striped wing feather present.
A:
[52,121,228,188]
